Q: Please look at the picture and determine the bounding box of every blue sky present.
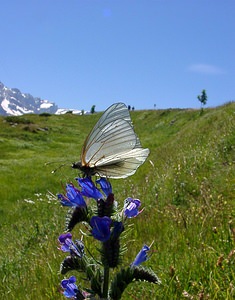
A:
[1,0,234,111]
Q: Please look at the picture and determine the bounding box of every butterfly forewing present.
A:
[85,119,138,166]
[93,102,132,128]
[82,103,133,152]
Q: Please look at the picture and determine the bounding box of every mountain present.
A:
[0,81,58,116]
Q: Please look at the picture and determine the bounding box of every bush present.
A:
[5,116,33,124]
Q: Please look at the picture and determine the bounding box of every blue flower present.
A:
[124,198,142,218]
[77,177,103,200]
[58,232,72,252]
[96,177,112,197]
[58,184,86,207]
[90,216,112,242]
[61,276,78,298]
[58,232,84,258]
[131,244,150,267]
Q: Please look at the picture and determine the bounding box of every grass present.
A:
[0,102,235,299]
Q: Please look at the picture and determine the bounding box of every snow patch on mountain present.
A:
[0,81,58,116]
[0,81,89,116]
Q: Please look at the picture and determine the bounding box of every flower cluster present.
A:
[57,177,160,299]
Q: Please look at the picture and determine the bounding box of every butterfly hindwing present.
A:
[95,147,150,178]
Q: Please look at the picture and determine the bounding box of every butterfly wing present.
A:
[85,119,138,165]
[82,103,132,161]
[80,103,149,178]
[82,103,133,163]
[94,147,150,178]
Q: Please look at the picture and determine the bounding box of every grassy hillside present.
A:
[0,102,235,299]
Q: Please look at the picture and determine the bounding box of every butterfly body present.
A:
[72,161,98,177]
[73,103,149,179]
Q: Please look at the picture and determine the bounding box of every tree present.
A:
[198,89,207,107]
[90,105,96,114]
[197,89,207,114]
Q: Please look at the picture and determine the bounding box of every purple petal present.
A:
[68,276,76,283]
[58,194,73,207]
[77,177,103,200]
[66,184,87,207]
[61,279,69,289]
[131,244,150,267]
[58,233,84,257]
[58,184,86,207]
[61,276,78,298]
[58,233,72,252]
[58,233,72,244]
[124,198,142,218]
[90,216,112,242]
[96,178,112,196]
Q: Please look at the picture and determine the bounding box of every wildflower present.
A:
[77,177,103,200]
[124,198,142,218]
[90,216,112,242]
[131,244,151,267]
[61,276,79,298]
[58,184,86,207]
[58,233,84,258]
[96,177,112,196]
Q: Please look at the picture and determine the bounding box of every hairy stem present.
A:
[102,265,110,299]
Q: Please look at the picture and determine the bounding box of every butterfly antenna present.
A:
[45,161,70,173]
[51,164,68,174]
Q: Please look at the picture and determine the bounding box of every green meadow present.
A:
[0,102,235,299]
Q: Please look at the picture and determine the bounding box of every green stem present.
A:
[102,265,110,299]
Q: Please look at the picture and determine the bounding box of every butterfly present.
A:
[72,102,149,178]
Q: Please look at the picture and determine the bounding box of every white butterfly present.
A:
[72,103,149,178]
